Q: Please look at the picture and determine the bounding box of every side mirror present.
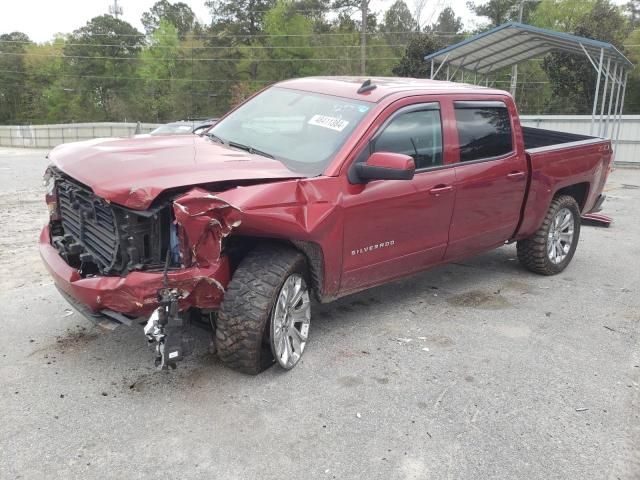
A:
[355,151,415,182]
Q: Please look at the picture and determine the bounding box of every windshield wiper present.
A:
[228,141,275,159]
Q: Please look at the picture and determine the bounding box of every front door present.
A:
[340,102,456,293]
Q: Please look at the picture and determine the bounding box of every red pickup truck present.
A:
[40,77,611,373]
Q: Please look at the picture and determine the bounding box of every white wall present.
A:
[0,123,161,149]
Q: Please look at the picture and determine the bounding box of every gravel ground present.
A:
[0,147,638,480]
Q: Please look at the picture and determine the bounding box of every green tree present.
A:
[380,0,419,48]
[0,32,31,124]
[63,15,145,121]
[206,0,277,41]
[541,0,630,113]
[137,20,189,121]
[392,34,445,77]
[236,1,320,83]
[530,0,597,31]
[466,0,519,27]
[428,7,463,34]
[623,28,640,113]
[141,0,196,39]
[291,0,332,32]
[625,0,640,27]
[426,6,465,46]
[22,39,66,123]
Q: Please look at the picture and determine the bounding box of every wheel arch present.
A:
[224,235,326,302]
[555,182,590,212]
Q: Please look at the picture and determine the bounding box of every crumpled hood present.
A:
[49,135,304,210]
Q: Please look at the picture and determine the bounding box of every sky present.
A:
[0,0,631,43]
[1,0,478,42]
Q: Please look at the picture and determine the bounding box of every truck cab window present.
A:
[373,109,443,170]
[454,102,513,162]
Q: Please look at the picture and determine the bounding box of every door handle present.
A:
[429,185,453,196]
[507,171,526,180]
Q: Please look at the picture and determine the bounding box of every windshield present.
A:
[209,87,373,175]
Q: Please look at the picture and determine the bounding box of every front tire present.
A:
[517,195,581,275]
[216,245,310,374]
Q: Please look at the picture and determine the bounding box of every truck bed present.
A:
[522,126,595,150]
[516,127,612,240]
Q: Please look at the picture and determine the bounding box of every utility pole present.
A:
[108,0,123,19]
[360,0,368,76]
[510,0,525,98]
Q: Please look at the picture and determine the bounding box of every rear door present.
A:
[340,101,456,293]
[445,99,528,260]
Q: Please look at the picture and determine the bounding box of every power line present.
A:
[0,52,402,62]
[0,69,271,82]
[17,30,462,39]
[0,40,407,53]
[0,40,415,50]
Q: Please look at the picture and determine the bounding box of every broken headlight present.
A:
[43,165,60,220]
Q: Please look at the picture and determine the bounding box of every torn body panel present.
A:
[169,178,345,299]
[173,188,242,267]
[40,175,344,319]
[40,226,230,317]
[208,177,345,298]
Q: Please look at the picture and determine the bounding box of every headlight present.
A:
[43,166,55,195]
[43,166,59,219]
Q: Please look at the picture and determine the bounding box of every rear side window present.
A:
[373,108,443,170]
[454,102,513,162]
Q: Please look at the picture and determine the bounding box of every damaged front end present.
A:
[41,168,245,368]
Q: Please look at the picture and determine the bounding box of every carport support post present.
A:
[613,71,629,160]
[598,56,611,137]
[604,62,619,138]
[591,48,604,136]
[611,68,625,152]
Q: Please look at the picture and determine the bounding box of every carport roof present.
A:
[424,22,633,75]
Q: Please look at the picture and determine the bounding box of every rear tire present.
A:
[216,244,309,374]
[517,195,581,275]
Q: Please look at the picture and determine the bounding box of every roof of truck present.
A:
[276,76,507,102]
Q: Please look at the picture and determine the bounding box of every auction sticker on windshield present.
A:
[308,114,349,132]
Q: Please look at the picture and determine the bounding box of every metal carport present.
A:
[424,22,634,143]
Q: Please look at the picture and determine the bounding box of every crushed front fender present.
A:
[173,188,242,267]
[39,226,230,317]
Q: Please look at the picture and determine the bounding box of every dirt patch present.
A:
[124,353,218,393]
[54,326,100,352]
[446,290,511,309]
[28,325,100,358]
